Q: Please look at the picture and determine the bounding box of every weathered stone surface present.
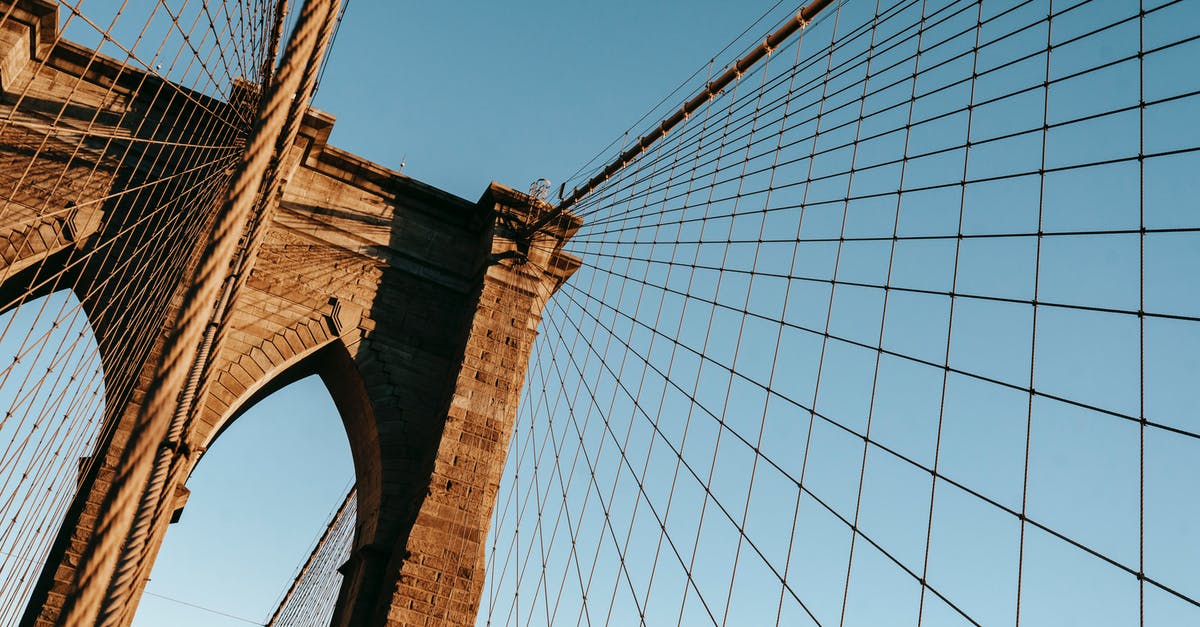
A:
[0,1,580,625]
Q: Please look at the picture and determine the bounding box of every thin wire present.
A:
[559,0,797,194]
[483,2,1200,625]
[1015,3,1054,622]
[142,590,264,625]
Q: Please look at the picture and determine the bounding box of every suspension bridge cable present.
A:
[481,1,1200,625]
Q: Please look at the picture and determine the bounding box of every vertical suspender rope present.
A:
[266,489,356,626]
[56,0,342,623]
[263,0,290,92]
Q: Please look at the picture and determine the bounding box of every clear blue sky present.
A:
[308,1,802,202]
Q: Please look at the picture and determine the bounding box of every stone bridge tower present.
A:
[0,1,581,624]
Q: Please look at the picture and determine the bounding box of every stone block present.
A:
[0,20,30,94]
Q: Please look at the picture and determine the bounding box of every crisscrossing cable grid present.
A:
[480,0,1200,625]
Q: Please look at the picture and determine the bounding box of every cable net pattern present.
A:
[481,0,1200,625]
[0,1,281,622]
[268,489,356,627]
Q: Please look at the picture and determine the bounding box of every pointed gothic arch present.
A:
[196,340,384,563]
[132,366,356,625]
